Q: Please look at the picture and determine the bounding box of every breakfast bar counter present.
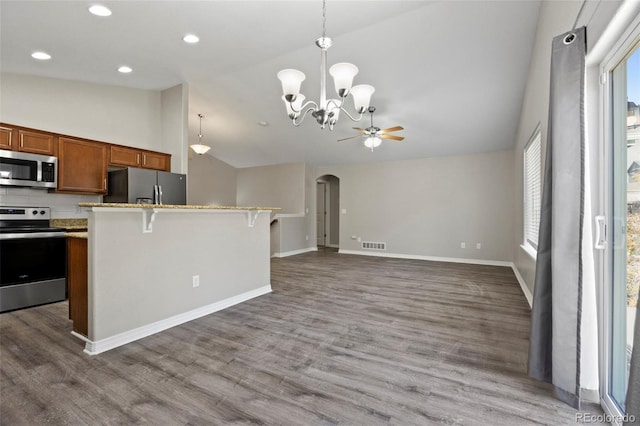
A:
[73,203,277,354]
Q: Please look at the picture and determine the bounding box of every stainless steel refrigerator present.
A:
[104,168,187,205]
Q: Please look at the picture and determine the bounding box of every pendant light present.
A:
[191,114,211,155]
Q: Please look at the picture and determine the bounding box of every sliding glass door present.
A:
[606,40,640,414]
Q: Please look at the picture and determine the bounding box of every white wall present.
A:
[318,150,515,262]
[236,162,305,213]
[512,0,625,294]
[187,154,237,206]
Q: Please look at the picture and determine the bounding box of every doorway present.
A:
[316,175,340,249]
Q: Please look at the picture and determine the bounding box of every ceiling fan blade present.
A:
[352,127,367,132]
[337,135,365,142]
[380,126,404,133]
[380,134,404,141]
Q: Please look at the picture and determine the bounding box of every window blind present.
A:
[524,131,542,250]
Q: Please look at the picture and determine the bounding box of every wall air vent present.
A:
[362,241,386,250]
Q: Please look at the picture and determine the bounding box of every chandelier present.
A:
[190,113,211,155]
[277,0,374,130]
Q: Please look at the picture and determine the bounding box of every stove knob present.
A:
[32,210,38,215]
[40,210,46,215]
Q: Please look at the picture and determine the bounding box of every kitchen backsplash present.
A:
[0,187,101,218]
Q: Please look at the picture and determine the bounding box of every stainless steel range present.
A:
[0,206,66,312]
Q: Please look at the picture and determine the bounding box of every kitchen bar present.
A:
[74,203,277,355]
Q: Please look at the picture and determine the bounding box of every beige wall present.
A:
[318,150,515,262]
[88,208,271,344]
[1,73,163,149]
[188,154,237,206]
[236,162,305,213]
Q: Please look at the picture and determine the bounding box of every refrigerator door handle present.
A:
[153,185,159,205]
[158,185,163,205]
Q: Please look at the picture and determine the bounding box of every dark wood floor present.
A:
[1,249,599,425]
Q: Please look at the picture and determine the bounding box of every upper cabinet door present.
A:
[109,145,142,168]
[57,137,108,194]
[0,126,14,150]
[18,129,55,155]
[141,151,171,171]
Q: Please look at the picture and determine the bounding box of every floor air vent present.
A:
[362,241,386,250]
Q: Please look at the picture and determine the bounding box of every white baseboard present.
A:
[272,247,317,258]
[337,249,512,267]
[338,249,533,307]
[509,263,533,308]
[80,285,272,355]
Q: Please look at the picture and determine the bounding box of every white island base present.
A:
[76,204,274,355]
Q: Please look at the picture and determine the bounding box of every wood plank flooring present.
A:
[1,249,601,425]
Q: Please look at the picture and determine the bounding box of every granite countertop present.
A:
[78,203,280,211]
[65,232,88,239]
[51,218,88,230]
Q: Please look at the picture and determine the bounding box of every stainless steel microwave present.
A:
[0,150,57,189]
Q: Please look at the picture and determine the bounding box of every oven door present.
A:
[0,233,66,312]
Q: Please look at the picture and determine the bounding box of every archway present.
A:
[316,174,340,249]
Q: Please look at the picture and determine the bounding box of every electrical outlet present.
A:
[305,235,309,241]
[476,243,481,249]
[357,237,361,242]
[192,275,200,288]
[461,242,466,249]
[341,209,347,214]
[351,235,357,240]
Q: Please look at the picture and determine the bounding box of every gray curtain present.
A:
[528,27,586,409]
[626,293,640,421]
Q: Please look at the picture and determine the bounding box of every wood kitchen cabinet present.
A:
[108,145,171,171]
[18,129,56,155]
[67,236,88,337]
[57,137,108,194]
[0,126,13,150]
[0,125,55,155]
[109,145,141,168]
[141,151,170,171]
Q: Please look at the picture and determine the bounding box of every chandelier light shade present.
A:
[190,113,211,155]
[277,0,374,130]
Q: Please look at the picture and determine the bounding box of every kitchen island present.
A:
[74,203,277,355]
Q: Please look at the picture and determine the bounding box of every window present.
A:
[524,126,542,251]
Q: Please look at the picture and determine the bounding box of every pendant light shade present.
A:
[277,69,306,101]
[350,85,376,114]
[329,63,358,98]
[191,114,211,155]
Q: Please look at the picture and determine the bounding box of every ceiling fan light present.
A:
[277,69,305,101]
[282,94,306,119]
[329,63,358,98]
[190,144,211,155]
[350,84,375,114]
[364,136,382,149]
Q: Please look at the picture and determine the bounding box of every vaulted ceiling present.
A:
[0,1,541,168]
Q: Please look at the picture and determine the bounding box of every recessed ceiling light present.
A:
[31,51,51,60]
[89,5,112,17]
[183,34,200,44]
[118,66,133,74]
[258,121,270,127]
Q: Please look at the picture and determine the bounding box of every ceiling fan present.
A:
[337,106,404,150]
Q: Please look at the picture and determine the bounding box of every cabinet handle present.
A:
[143,154,146,166]
[137,154,140,164]
[20,139,24,148]
[104,178,107,190]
